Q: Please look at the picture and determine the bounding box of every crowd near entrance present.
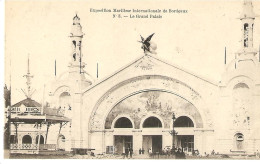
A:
[114,135,133,154]
[111,114,196,157]
[176,135,194,154]
[143,135,162,154]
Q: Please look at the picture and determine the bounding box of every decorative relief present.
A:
[134,56,156,70]
[232,84,251,128]
[90,75,205,130]
[104,91,204,129]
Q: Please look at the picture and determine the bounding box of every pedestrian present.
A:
[175,148,181,159]
[139,148,142,155]
[125,147,129,159]
[142,147,145,154]
[129,147,133,158]
[180,149,186,159]
[211,149,215,155]
[148,148,152,157]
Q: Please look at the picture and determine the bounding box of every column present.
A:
[133,131,142,155]
[162,131,172,148]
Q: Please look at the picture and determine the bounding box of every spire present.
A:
[73,13,80,25]
[22,55,35,99]
[68,13,87,80]
[70,14,84,63]
[240,0,255,20]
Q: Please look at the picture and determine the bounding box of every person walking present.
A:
[180,149,186,159]
[175,148,181,159]
[148,148,152,158]
[125,147,129,159]
[129,147,133,158]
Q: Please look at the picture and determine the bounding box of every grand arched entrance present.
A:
[102,90,202,155]
[113,117,134,154]
[142,116,163,154]
[88,75,210,154]
[174,116,195,154]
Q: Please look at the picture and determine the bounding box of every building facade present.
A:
[9,0,260,156]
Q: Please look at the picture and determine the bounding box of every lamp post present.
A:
[172,112,176,154]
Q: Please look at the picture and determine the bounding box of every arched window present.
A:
[22,135,32,144]
[233,83,249,89]
[143,116,162,128]
[59,92,71,110]
[72,40,76,49]
[234,133,244,150]
[244,23,249,47]
[233,83,251,127]
[174,116,194,127]
[35,135,44,144]
[114,117,133,128]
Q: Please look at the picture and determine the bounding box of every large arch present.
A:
[103,90,204,129]
[89,75,208,132]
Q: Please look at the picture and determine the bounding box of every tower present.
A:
[22,55,35,99]
[236,0,258,69]
[69,14,85,77]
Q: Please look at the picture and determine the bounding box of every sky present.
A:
[4,0,260,104]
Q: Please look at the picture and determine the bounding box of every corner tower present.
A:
[69,14,86,78]
[236,0,258,69]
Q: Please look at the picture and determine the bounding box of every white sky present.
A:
[4,0,260,104]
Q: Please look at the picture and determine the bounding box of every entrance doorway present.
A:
[143,135,162,154]
[114,135,133,154]
[177,135,194,153]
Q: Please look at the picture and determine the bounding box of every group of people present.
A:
[139,148,145,154]
[174,148,186,159]
[123,147,133,159]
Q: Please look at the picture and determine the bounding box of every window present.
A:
[72,40,76,49]
[114,117,133,128]
[22,135,32,144]
[143,116,162,128]
[234,133,244,150]
[59,92,71,110]
[244,23,249,47]
[35,135,44,144]
[174,116,194,127]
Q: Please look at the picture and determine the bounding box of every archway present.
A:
[59,92,71,110]
[89,75,207,154]
[142,116,163,153]
[234,133,244,150]
[35,135,44,144]
[143,116,162,128]
[113,117,133,154]
[114,117,133,128]
[174,116,195,154]
[22,135,32,144]
[232,83,251,128]
[174,116,194,127]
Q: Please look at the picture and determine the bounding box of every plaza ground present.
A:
[5,149,260,160]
